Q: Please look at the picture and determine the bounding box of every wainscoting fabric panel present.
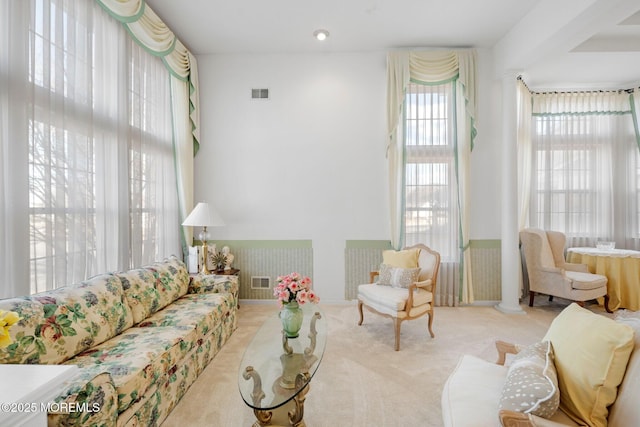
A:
[209,240,313,300]
[343,241,391,300]
[469,240,502,301]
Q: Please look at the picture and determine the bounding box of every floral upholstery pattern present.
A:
[49,372,118,427]
[145,257,190,311]
[118,268,161,325]
[0,274,133,364]
[189,273,238,295]
[140,292,234,342]
[65,325,196,413]
[0,257,238,427]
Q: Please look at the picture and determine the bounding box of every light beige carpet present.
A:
[162,300,605,427]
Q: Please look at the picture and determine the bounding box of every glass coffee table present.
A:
[239,305,326,427]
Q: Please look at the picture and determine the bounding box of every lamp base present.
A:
[200,242,211,275]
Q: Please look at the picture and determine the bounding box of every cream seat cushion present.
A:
[357,283,433,311]
[542,303,634,427]
[565,271,607,290]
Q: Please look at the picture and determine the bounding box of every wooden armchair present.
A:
[357,244,440,351]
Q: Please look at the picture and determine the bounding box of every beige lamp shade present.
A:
[182,202,225,227]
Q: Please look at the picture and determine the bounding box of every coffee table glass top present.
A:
[238,304,326,411]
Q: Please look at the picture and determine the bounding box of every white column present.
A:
[496,71,525,314]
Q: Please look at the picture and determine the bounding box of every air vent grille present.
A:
[251,276,271,289]
[251,88,269,99]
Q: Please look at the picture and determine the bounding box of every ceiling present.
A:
[148,0,640,90]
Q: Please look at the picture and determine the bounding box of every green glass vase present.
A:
[280,301,303,338]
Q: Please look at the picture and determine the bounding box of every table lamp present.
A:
[182,202,225,274]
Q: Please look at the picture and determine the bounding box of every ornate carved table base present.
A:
[244,369,310,427]
[240,311,324,427]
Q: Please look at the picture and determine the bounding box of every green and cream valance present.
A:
[95,0,200,154]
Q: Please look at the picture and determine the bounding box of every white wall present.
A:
[470,48,503,240]
[195,50,502,302]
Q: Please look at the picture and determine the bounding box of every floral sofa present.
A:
[0,256,238,426]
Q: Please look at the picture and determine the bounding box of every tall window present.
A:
[530,92,639,249]
[403,82,459,261]
[25,0,179,293]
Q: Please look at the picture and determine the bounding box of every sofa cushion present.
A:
[442,354,509,427]
[382,248,420,268]
[145,256,190,311]
[542,303,634,427]
[499,341,559,418]
[0,274,133,364]
[138,292,233,342]
[66,325,197,413]
[118,256,189,325]
[118,268,161,325]
[608,312,640,427]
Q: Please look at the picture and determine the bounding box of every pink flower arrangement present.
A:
[274,272,320,306]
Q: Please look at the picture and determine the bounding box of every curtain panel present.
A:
[386,49,477,304]
[526,89,639,250]
[633,89,640,151]
[0,0,186,297]
[0,1,31,298]
[94,0,197,251]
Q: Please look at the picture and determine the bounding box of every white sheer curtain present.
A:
[386,50,477,305]
[0,0,180,297]
[529,90,639,250]
[1,1,32,298]
[95,0,198,254]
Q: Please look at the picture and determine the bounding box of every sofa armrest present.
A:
[499,410,536,427]
[188,274,239,295]
[415,278,433,292]
[48,371,118,427]
[369,271,379,283]
[496,340,520,365]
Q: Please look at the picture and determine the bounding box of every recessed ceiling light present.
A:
[313,29,330,41]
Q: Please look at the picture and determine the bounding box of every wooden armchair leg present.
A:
[528,291,535,307]
[604,294,612,313]
[393,318,401,351]
[357,300,364,326]
[427,311,435,338]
